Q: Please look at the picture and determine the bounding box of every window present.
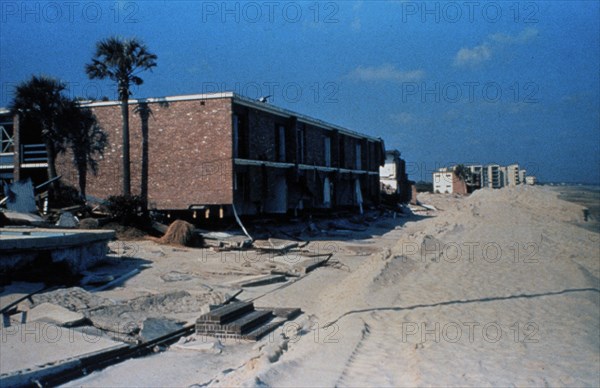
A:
[277,125,286,162]
[297,128,305,164]
[324,137,331,167]
[323,176,331,206]
[355,143,362,170]
[234,114,249,158]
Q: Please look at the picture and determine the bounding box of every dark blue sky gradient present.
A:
[1,1,598,183]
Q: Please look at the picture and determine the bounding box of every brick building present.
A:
[6,92,385,217]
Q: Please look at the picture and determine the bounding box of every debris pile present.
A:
[156,220,197,247]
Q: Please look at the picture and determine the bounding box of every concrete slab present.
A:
[139,317,184,343]
[0,323,120,377]
[0,281,45,311]
[293,255,332,275]
[25,302,86,327]
[0,228,115,275]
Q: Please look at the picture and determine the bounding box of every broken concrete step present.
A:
[241,317,287,341]
[196,301,254,324]
[239,274,287,288]
[196,310,273,335]
[223,309,273,334]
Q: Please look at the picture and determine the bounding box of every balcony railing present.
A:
[0,153,14,169]
[21,144,48,164]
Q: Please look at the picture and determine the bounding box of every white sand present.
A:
[60,185,599,387]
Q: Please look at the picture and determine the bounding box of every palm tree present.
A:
[59,101,108,199]
[85,36,157,196]
[134,102,152,210]
[9,75,69,191]
[453,164,472,184]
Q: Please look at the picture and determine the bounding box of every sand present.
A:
[14,185,598,387]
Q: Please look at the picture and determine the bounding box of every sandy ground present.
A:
[2,185,598,387]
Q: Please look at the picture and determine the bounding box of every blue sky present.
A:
[1,1,599,183]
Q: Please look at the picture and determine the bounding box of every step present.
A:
[196,310,273,336]
[223,309,274,334]
[242,318,287,341]
[196,302,254,324]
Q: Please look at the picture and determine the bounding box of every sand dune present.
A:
[219,185,599,387]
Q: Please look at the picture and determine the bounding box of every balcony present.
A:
[0,152,14,169]
[21,144,48,168]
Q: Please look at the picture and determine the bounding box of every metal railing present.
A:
[21,144,48,164]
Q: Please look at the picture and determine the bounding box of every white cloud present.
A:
[490,27,539,44]
[453,27,538,69]
[390,112,417,125]
[453,44,492,67]
[348,64,425,82]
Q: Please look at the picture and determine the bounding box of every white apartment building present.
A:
[519,169,527,184]
[435,163,529,193]
[483,164,502,188]
[433,171,454,194]
[506,164,520,186]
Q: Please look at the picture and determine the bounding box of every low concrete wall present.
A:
[0,229,115,275]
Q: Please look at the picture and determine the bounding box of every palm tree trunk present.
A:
[120,95,131,196]
[44,134,58,193]
[141,112,149,212]
[77,159,87,200]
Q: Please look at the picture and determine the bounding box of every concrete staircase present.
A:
[195,301,300,341]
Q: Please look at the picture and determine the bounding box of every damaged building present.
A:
[4,92,386,218]
[379,150,413,204]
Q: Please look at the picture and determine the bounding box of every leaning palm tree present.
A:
[9,75,69,191]
[85,36,157,196]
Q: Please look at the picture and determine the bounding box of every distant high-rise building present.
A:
[507,164,520,186]
[519,169,527,184]
[468,165,483,189]
[434,163,529,193]
[484,164,502,188]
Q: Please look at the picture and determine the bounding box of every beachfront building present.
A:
[525,176,537,185]
[379,149,412,203]
[0,108,15,188]
[433,168,467,194]
[519,169,527,184]
[484,164,502,188]
[6,92,385,217]
[434,163,529,193]
[468,165,483,189]
[506,164,520,186]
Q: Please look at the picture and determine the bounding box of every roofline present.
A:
[78,92,235,107]
[79,92,382,143]
[231,94,381,142]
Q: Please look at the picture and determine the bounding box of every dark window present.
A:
[297,127,305,164]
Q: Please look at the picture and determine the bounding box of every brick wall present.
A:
[56,98,234,209]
